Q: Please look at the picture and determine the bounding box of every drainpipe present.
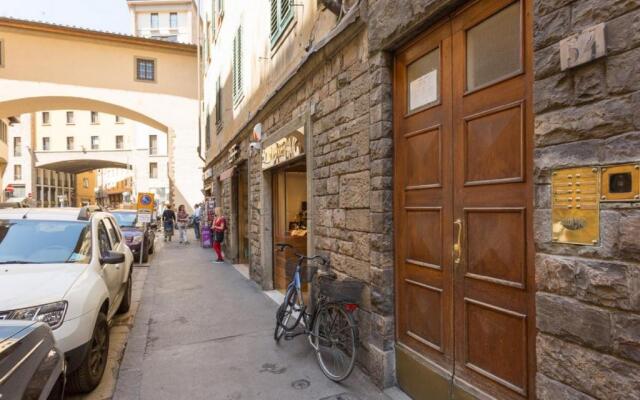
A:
[196,0,206,163]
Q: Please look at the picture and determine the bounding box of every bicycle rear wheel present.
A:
[313,303,357,381]
[274,287,298,342]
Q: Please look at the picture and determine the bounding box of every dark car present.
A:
[111,210,155,262]
[0,321,65,400]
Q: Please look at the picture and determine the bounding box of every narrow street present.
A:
[112,233,390,400]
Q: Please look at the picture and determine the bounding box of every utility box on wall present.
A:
[552,163,640,245]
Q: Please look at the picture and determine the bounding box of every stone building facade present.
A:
[532,0,640,398]
[202,0,640,398]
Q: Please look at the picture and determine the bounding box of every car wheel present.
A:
[117,266,132,314]
[66,312,109,394]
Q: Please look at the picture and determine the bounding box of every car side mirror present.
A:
[100,250,125,265]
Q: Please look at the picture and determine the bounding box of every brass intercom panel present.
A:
[552,167,600,245]
[601,163,640,202]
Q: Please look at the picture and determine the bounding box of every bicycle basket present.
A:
[314,273,365,304]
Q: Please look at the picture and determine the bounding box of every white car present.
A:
[0,207,134,393]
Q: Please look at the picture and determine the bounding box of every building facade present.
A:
[75,170,97,206]
[200,0,640,399]
[128,0,197,44]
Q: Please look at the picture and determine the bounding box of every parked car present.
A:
[0,320,65,400]
[111,210,155,263]
[0,207,134,393]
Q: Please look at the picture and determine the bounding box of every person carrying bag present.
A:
[212,207,227,263]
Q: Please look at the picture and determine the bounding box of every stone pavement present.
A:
[114,233,391,400]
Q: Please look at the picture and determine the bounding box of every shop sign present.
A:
[262,130,305,170]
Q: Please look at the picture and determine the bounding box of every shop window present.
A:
[407,47,440,113]
[270,0,293,46]
[466,1,522,91]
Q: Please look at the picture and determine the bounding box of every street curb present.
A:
[112,255,157,400]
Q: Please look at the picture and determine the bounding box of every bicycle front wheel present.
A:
[313,303,357,382]
[274,287,298,342]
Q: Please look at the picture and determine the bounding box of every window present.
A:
[66,111,74,124]
[205,111,211,150]
[466,1,522,91]
[91,136,99,150]
[103,218,120,245]
[91,111,99,124]
[149,135,158,155]
[0,39,4,68]
[232,25,243,104]
[82,177,89,188]
[42,137,50,151]
[136,58,156,82]
[407,48,440,113]
[150,13,159,29]
[13,137,21,157]
[116,135,124,149]
[0,121,5,143]
[67,136,74,150]
[115,115,123,123]
[215,76,223,130]
[170,12,178,28]
[14,165,21,180]
[42,112,50,125]
[149,162,158,178]
[98,221,113,257]
[270,0,293,45]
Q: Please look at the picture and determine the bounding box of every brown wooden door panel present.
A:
[395,21,454,371]
[452,0,533,398]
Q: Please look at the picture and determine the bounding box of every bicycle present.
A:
[273,243,360,382]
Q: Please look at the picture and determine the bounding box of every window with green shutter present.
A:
[215,76,223,131]
[270,0,293,45]
[232,25,243,105]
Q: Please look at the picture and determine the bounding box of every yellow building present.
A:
[75,170,97,206]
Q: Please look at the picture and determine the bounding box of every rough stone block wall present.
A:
[534,0,640,398]
[242,28,394,387]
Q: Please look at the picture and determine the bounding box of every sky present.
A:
[0,0,131,34]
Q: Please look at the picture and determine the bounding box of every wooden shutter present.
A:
[270,0,278,39]
[232,33,238,100]
[237,26,242,98]
[280,0,291,21]
[215,77,222,124]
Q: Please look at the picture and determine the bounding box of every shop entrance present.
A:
[393,0,534,399]
[272,160,308,293]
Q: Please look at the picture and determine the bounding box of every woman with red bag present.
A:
[212,207,227,263]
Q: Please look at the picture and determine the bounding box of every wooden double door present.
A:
[393,0,534,399]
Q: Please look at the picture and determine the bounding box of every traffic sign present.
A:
[136,192,155,212]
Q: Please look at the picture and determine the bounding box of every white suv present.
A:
[0,207,133,393]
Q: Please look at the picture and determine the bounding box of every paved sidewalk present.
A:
[114,234,390,400]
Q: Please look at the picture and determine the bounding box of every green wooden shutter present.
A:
[215,77,222,125]
[237,25,242,98]
[280,0,291,21]
[270,0,278,39]
[232,33,237,100]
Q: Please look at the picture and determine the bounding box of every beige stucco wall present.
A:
[201,0,339,165]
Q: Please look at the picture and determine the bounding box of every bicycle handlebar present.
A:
[275,243,329,267]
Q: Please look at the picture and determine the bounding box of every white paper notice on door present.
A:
[409,70,438,111]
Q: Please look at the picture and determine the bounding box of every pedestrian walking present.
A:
[177,204,189,244]
[212,207,227,263]
[193,203,201,240]
[162,204,176,242]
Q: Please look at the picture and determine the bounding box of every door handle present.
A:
[453,218,462,263]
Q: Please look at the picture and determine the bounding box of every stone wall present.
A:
[533,0,640,398]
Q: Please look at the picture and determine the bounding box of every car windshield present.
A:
[112,212,138,228]
[0,219,92,264]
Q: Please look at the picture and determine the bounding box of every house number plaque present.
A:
[551,167,600,245]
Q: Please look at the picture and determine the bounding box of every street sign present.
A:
[137,211,152,224]
[137,192,155,211]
